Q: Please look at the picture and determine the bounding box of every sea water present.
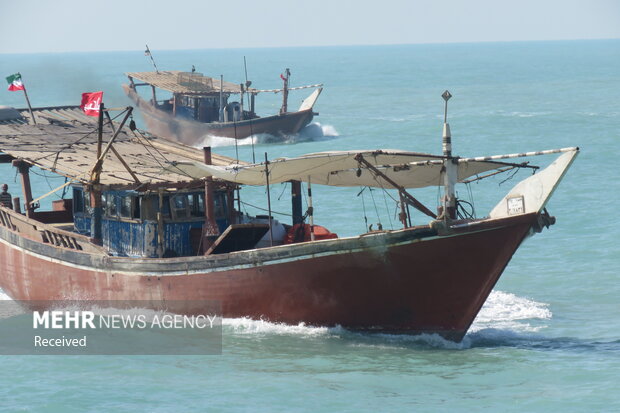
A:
[0,40,619,412]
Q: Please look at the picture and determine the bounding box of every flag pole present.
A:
[19,73,36,124]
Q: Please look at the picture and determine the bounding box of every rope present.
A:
[277,182,288,201]
[369,187,381,227]
[239,200,291,217]
[357,186,369,231]
[131,128,196,181]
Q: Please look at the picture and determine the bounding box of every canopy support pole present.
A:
[264,153,273,247]
[103,111,141,184]
[291,180,303,225]
[307,176,315,241]
[12,160,34,218]
[202,147,220,254]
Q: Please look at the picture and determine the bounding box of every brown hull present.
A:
[0,211,538,341]
[123,84,315,145]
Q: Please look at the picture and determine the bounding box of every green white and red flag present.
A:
[80,91,103,116]
[6,73,25,91]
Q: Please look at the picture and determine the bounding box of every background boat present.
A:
[123,68,322,145]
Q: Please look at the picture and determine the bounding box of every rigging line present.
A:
[60,177,68,199]
[32,108,130,163]
[381,187,393,229]
[239,200,292,217]
[31,128,98,162]
[358,186,369,231]
[499,166,521,186]
[130,129,195,180]
[277,181,288,201]
[366,169,404,228]
[368,171,394,229]
[461,166,520,184]
[368,187,381,226]
[368,172,400,204]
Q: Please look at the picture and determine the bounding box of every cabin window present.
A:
[214,192,227,219]
[189,193,205,217]
[141,195,171,220]
[133,197,141,218]
[73,188,84,213]
[161,196,171,218]
[120,196,139,219]
[171,194,189,219]
[104,194,119,218]
[141,196,158,221]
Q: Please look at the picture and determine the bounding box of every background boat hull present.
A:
[123,84,315,144]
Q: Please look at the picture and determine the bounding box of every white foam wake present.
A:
[470,290,552,333]
[221,290,552,349]
[190,122,339,148]
[299,122,339,138]
[194,135,257,148]
[222,317,342,337]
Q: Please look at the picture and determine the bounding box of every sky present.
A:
[1,0,619,54]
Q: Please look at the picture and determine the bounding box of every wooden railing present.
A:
[0,205,106,254]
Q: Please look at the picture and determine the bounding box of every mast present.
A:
[219,74,224,122]
[440,90,457,220]
[280,68,290,114]
[144,45,159,74]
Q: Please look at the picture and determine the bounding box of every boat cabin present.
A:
[72,185,233,258]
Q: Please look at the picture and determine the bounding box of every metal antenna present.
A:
[441,90,453,157]
[144,45,159,73]
[442,90,452,123]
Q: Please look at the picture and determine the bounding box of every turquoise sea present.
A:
[1,40,619,412]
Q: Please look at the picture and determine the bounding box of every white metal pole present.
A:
[307,176,315,241]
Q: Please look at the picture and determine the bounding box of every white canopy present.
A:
[162,149,522,189]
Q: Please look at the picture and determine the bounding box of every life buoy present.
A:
[284,224,338,244]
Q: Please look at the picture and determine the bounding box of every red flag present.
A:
[280,73,286,82]
[80,91,103,116]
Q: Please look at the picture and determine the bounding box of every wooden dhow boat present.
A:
[123,68,322,145]
[0,95,578,342]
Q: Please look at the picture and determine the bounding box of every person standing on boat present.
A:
[0,184,12,209]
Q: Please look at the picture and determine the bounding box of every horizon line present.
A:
[1,37,618,56]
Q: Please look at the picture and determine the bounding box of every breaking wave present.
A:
[470,290,552,333]
[299,122,339,138]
